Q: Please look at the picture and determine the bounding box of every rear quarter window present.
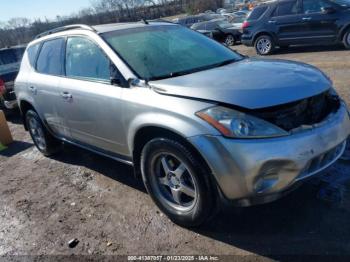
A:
[27,44,40,68]
[248,6,268,20]
[36,38,64,76]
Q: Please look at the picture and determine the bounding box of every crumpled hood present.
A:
[149,58,331,109]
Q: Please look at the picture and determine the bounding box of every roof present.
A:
[34,21,177,40]
[92,21,176,34]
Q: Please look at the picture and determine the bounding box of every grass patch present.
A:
[0,143,6,151]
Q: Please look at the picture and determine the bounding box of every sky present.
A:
[0,0,93,22]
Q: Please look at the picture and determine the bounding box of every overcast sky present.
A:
[0,0,93,22]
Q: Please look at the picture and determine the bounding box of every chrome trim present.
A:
[279,35,336,40]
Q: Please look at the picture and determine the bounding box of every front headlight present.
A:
[196,106,289,138]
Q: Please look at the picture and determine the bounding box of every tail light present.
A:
[0,79,5,96]
[242,21,250,30]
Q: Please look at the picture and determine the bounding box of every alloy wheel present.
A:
[28,117,46,151]
[151,153,197,212]
[225,35,235,46]
[257,38,272,55]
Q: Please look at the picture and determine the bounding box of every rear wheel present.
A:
[25,110,61,156]
[343,29,350,49]
[224,34,236,46]
[255,35,275,55]
[141,138,216,227]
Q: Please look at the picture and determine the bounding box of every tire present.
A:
[25,110,61,156]
[255,35,275,55]
[343,29,350,49]
[141,138,216,227]
[224,34,236,46]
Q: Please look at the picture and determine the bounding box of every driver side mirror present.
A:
[322,6,336,14]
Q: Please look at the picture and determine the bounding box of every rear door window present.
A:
[36,38,64,76]
[248,6,268,20]
[65,37,111,82]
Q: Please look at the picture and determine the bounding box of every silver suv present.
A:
[15,23,350,227]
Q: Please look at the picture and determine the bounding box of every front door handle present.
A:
[302,17,312,21]
[61,92,73,100]
[268,20,276,24]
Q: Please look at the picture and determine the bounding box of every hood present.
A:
[149,58,331,110]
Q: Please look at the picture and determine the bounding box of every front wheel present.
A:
[141,138,216,227]
[343,29,350,49]
[255,35,275,55]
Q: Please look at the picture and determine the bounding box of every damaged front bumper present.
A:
[188,103,350,207]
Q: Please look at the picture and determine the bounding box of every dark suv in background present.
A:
[242,0,350,55]
[0,45,26,111]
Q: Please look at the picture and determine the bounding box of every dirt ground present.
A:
[1,45,350,261]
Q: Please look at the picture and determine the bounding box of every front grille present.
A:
[250,91,341,131]
[298,141,346,180]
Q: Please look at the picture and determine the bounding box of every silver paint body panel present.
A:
[14,23,350,206]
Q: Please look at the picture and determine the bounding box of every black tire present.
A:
[343,29,350,49]
[255,35,275,55]
[25,110,61,156]
[141,138,216,227]
[224,34,236,46]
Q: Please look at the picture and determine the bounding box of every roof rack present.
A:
[35,24,97,39]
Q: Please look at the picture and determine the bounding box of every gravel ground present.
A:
[0,44,350,261]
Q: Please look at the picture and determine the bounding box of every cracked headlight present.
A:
[196,106,289,138]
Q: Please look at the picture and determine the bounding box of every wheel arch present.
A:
[131,126,213,180]
[253,31,276,45]
[340,24,350,42]
[19,100,36,130]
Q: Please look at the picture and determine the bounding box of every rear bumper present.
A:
[188,103,350,206]
[3,99,18,109]
[241,34,254,46]
[1,81,18,109]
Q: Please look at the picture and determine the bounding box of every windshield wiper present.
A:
[149,59,238,81]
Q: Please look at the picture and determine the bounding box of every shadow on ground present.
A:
[52,144,147,194]
[49,141,350,258]
[274,44,347,55]
[0,141,33,157]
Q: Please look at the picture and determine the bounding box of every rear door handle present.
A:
[28,86,37,95]
[302,17,312,21]
[61,92,73,100]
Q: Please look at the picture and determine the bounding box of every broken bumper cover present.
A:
[188,103,350,207]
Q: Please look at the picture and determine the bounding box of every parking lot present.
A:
[1,45,350,259]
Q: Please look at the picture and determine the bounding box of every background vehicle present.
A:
[15,23,350,227]
[242,0,350,55]
[0,45,26,111]
[191,19,242,45]
[172,13,223,27]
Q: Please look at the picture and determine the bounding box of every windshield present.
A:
[330,0,350,6]
[102,25,242,81]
